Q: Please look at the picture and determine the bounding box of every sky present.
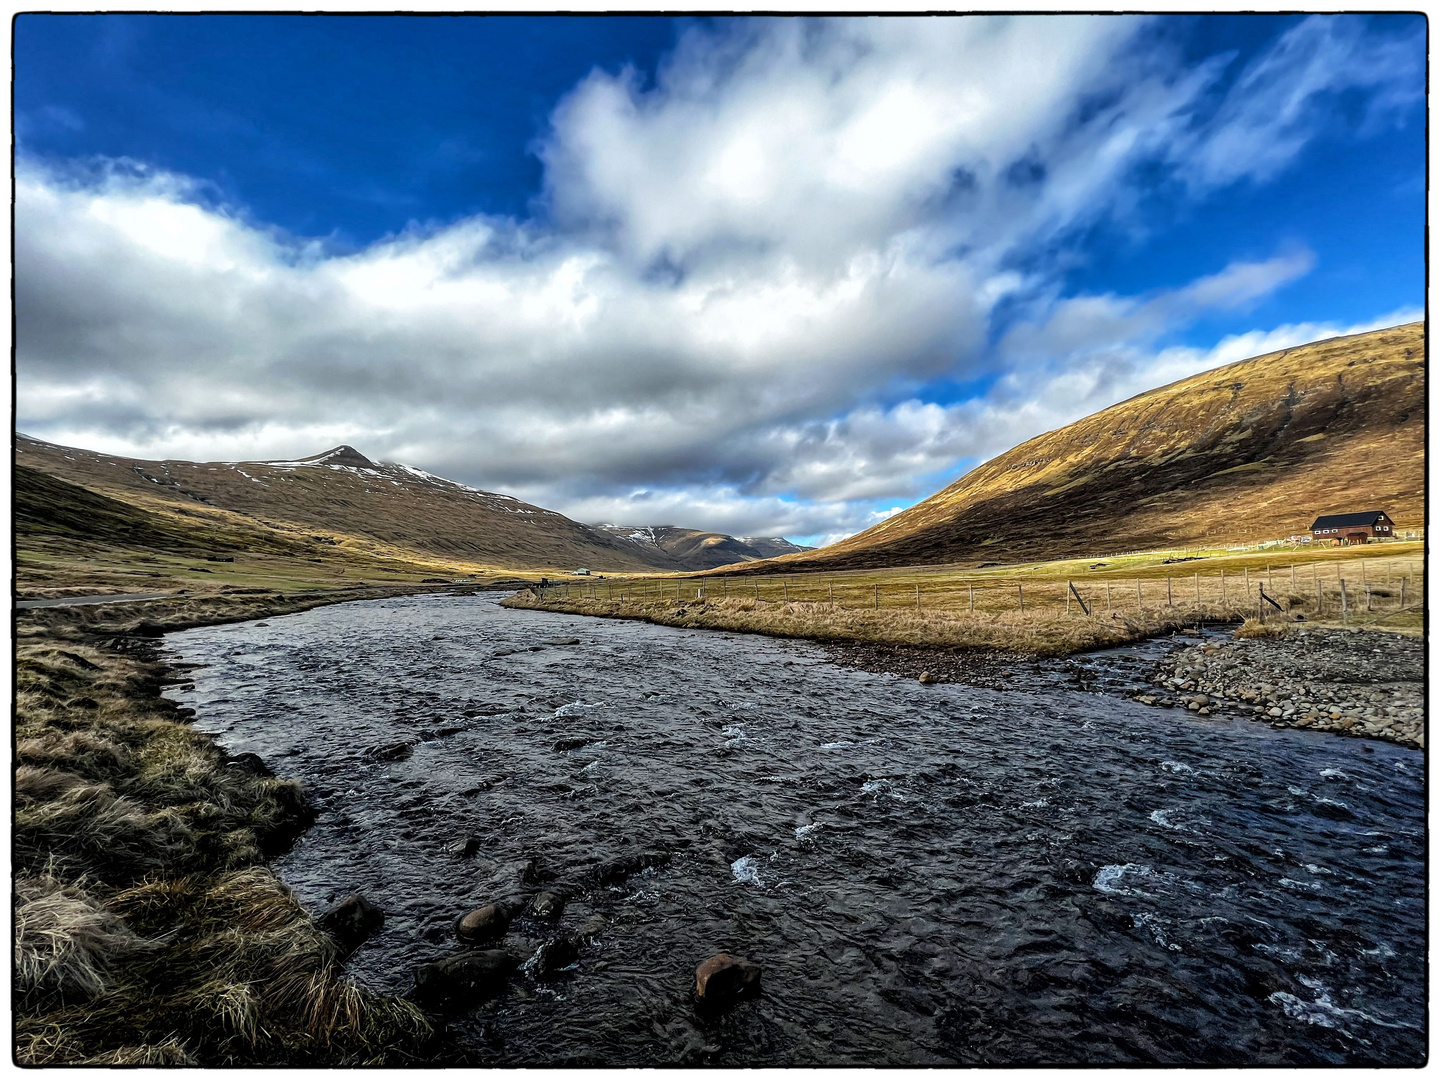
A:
[14,14,1426,546]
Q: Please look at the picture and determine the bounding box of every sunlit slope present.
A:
[14,440,675,573]
[741,321,1425,571]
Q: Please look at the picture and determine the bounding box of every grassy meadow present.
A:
[507,542,1425,654]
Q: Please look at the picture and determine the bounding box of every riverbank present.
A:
[501,589,1273,657]
[1130,624,1424,749]
[13,589,474,1065]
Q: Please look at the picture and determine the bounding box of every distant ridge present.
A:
[717,321,1425,573]
[595,524,811,570]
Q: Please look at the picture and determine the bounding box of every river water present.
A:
[164,593,1425,1066]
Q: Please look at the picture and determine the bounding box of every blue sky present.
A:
[14,14,1425,545]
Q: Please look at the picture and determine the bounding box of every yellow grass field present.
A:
[508,542,1424,654]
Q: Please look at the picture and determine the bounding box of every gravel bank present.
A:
[1131,627,1423,748]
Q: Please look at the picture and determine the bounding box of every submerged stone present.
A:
[414,949,517,1008]
[694,953,762,1006]
[527,935,580,979]
[318,893,384,953]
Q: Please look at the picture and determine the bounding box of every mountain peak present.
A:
[304,445,375,467]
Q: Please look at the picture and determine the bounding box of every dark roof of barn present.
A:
[1310,511,1389,530]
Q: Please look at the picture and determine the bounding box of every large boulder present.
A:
[414,950,516,1008]
[694,953,762,1006]
[457,903,510,944]
[317,894,384,953]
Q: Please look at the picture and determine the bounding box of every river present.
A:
[164,592,1425,1066]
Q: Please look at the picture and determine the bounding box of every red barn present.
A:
[1309,511,1396,545]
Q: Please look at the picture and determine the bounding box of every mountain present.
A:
[14,438,668,572]
[717,321,1425,573]
[596,525,812,570]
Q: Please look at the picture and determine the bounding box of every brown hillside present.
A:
[726,321,1425,573]
[14,439,677,573]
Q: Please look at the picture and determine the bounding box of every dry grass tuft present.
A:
[15,873,142,1006]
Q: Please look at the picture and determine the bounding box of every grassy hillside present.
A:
[15,440,688,574]
[730,322,1424,573]
[14,458,541,600]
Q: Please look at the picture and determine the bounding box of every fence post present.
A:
[1290,564,1296,589]
[1135,578,1142,608]
[1167,576,1173,606]
[1195,572,1200,604]
[829,580,834,609]
[1220,568,1226,604]
[1106,584,1112,613]
[723,579,728,598]
[1018,584,1024,612]
[1066,588,1071,615]
[1244,567,1250,596]
[968,584,974,613]
[1366,585,1372,612]
[1315,574,1323,614]
[784,579,789,601]
[1401,577,1407,609]
[874,584,879,610]
[915,584,921,610]
[1339,579,1348,624]
[754,581,760,601]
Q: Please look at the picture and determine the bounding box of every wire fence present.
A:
[541,556,1424,624]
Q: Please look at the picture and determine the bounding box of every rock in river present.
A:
[526,935,580,979]
[318,893,384,953]
[457,903,511,943]
[695,953,762,1006]
[594,850,671,885]
[414,949,517,1008]
[530,891,565,920]
[366,741,415,762]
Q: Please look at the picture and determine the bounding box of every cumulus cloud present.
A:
[15,16,1423,543]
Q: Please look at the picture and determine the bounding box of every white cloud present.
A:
[15,16,1422,542]
[1182,15,1425,189]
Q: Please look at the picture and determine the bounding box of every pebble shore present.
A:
[1131,626,1423,749]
